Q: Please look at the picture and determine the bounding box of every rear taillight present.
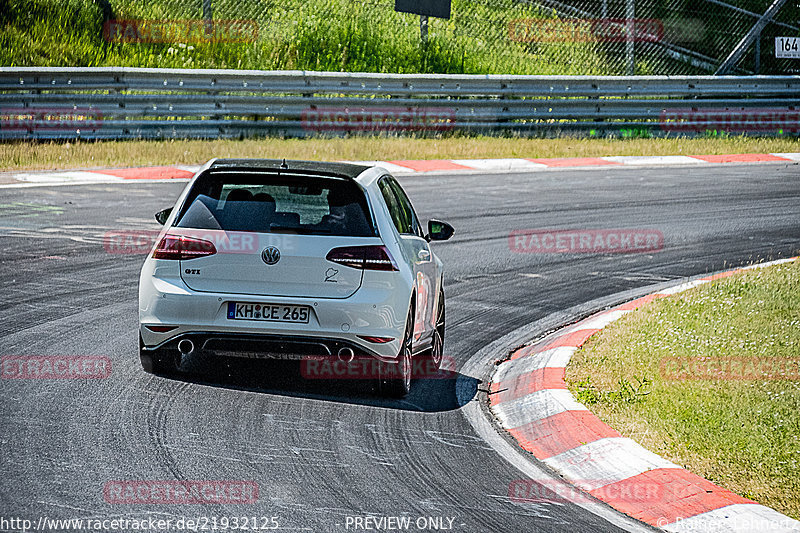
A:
[326,245,399,271]
[152,234,217,260]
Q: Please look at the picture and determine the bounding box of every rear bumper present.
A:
[140,331,391,361]
[138,262,410,360]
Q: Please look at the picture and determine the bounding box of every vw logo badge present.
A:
[262,246,281,265]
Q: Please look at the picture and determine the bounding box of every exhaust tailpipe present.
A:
[178,339,195,355]
[337,347,355,363]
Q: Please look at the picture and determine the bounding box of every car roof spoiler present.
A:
[204,159,372,180]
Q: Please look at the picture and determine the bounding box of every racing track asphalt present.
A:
[1,161,798,532]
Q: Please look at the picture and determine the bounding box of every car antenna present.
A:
[280,158,288,169]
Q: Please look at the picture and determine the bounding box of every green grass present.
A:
[0,0,618,74]
[1,136,799,171]
[566,260,800,519]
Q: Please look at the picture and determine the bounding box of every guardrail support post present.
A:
[626,0,635,75]
[755,33,761,73]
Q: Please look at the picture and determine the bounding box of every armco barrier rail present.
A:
[1,67,799,140]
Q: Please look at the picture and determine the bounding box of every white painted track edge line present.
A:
[459,282,683,533]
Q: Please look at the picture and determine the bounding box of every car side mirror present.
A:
[426,219,454,241]
[155,208,172,225]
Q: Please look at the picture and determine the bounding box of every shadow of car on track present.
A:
[151,354,479,413]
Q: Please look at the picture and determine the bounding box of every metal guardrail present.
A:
[1,67,799,140]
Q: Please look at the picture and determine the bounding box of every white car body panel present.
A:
[138,160,446,364]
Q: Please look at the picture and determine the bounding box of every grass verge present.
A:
[566,260,800,519]
[1,136,799,171]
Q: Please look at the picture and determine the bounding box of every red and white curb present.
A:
[3,152,799,187]
[4,165,201,187]
[490,257,800,533]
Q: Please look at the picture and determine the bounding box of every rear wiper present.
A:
[268,225,300,234]
[268,225,332,234]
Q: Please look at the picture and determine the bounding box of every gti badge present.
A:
[262,246,281,265]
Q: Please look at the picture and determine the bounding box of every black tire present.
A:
[415,288,445,379]
[139,334,178,375]
[429,289,445,370]
[379,307,414,398]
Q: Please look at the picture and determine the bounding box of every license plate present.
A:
[227,302,310,323]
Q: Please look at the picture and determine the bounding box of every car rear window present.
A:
[174,172,376,236]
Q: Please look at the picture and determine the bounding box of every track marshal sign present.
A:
[395,0,451,19]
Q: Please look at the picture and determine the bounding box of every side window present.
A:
[387,178,422,237]
[379,178,405,234]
